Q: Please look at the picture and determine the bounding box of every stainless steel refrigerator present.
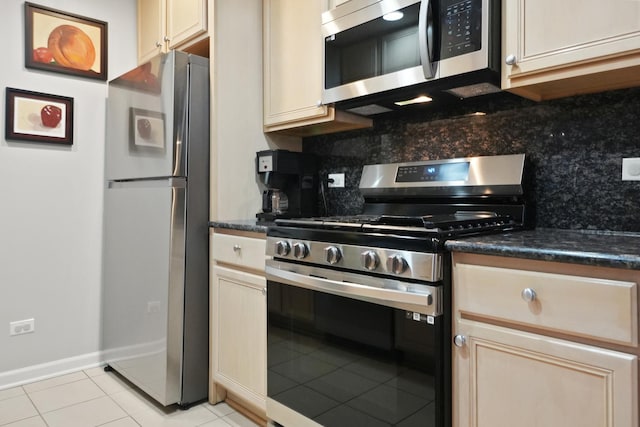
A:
[101,51,209,407]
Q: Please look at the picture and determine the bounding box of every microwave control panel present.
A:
[440,0,482,59]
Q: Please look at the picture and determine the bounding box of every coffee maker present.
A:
[256,150,318,222]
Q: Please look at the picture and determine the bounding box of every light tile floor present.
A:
[0,367,260,427]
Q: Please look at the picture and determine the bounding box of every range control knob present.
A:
[274,240,290,257]
[324,246,342,265]
[361,250,379,270]
[293,242,309,259]
[387,254,408,275]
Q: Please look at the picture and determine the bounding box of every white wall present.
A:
[0,0,137,389]
[211,0,300,221]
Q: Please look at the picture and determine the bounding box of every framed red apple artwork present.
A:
[5,87,74,145]
[24,2,108,81]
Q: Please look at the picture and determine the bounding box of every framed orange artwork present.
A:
[24,2,108,81]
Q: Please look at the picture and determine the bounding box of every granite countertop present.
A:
[209,219,271,234]
[446,228,640,270]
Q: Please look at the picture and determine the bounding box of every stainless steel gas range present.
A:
[265,154,528,427]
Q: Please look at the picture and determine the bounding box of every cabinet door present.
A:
[263,0,328,126]
[138,0,166,64]
[453,319,638,427]
[166,0,207,49]
[502,0,640,99]
[211,265,267,411]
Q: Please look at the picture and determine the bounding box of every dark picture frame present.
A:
[24,2,108,81]
[129,108,166,151]
[5,87,74,145]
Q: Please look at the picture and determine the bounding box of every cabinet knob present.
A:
[155,41,162,48]
[521,287,537,302]
[453,335,467,347]
[316,100,322,107]
[163,36,171,42]
[505,54,517,65]
[233,244,241,252]
[262,288,266,296]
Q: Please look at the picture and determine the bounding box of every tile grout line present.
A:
[21,385,51,427]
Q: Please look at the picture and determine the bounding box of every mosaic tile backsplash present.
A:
[303,87,640,232]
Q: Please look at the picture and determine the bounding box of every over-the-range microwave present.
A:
[322,0,501,115]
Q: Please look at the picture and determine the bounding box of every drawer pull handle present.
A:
[521,287,537,302]
[453,335,467,347]
[233,244,241,252]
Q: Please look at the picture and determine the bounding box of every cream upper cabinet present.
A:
[263,0,372,136]
[502,0,640,101]
[326,0,350,10]
[452,253,639,427]
[209,229,267,417]
[138,0,208,64]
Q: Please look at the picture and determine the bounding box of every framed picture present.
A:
[5,87,74,145]
[129,108,165,151]
[24,2,108,81]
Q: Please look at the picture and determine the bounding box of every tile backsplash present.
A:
[303,87,640,232]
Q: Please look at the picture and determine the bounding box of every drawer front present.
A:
[211,232,266,271]
[454,263,638,346]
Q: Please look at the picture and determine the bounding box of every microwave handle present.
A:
[419,0,436,79]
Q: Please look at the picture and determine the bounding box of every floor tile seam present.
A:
[26,376,97,400]
[104,391,150,418]
[83,366,109,378]
[202,402,236,418]
[0,387,27,403]
[36,394,112,416]
[94,414,141,427]
[22,372,90,394]
[0,414,48,427]
[87,374,130,397]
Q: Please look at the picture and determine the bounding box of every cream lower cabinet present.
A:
[452,253,639,427]
[502,0,640,101]
[454,320,637,427]
[210,230,267,416]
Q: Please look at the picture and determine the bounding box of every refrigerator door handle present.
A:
[107,177,187,189]
[173,71,190,177]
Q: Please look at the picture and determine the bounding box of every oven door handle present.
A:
[266,262,441,316]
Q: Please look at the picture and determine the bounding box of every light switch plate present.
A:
[622,158,640,181]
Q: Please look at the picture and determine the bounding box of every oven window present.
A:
[267,281,444,426]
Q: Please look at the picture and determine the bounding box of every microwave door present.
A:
[419,0,436,79]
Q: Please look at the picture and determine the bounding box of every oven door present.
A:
[265,259,446,427]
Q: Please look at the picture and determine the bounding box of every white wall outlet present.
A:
[10,318,35,336]
[622,157,640,181]
[328,173,345,188]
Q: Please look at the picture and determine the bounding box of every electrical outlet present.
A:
[622,157,640,181]
[328,173,345,188]
[10,318,34,336]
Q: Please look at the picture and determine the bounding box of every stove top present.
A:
[275,211,518,236]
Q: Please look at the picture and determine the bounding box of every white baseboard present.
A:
[0,351,104,390]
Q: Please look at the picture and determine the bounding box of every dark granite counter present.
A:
[209,220,271,234]
[446,228,640,270]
